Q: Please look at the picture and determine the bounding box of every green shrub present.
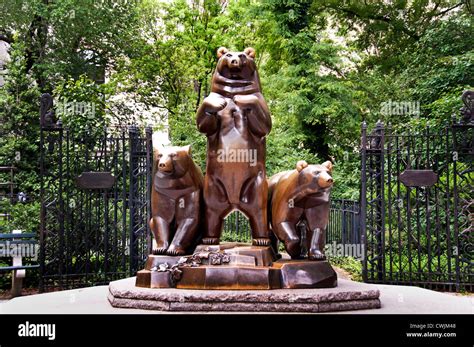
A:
[0,200,40,233]
[328,256,363,282]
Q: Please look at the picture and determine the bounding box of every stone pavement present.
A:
[0,277,472,314]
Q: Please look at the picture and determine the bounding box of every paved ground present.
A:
[0,278,472,314]
[349,283,473,314]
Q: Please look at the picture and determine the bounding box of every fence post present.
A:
[360,121,368,282]
[145,126,153,255]
[39,116,45,293]
[128,125,139,276]
[450,117,462,291]
[373,120,385,281]
[39,93,61,292]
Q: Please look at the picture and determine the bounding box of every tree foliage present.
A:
[0,41,41,194]
[0,0,472,200]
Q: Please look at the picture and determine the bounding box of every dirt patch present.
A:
[441,291,474,297]
[0,287,41,300]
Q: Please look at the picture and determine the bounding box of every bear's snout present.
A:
[227,54,242,69]
[158,158,173,173]
[318,171,333,188]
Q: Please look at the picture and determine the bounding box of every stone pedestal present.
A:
[113,243,381,312]
[109,277,381,312]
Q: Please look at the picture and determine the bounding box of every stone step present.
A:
[110,277,381,313]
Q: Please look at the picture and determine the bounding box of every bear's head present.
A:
[154,145,192,179]
[296,160,334,192]
[215,47,257,81]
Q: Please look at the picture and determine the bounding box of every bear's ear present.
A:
[322,160,333,172]
[217,47,229,58]
[183,145,191,155]
[244,47,256,58]
[296,160,308,172]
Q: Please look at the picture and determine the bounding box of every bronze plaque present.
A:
[75,171,115,190]
[399,169,438,187]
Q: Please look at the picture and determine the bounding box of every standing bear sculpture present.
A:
[268,160,334,260]
[149,145,203,256]
[196,46,272,246]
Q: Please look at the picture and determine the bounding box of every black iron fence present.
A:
[327,199,361,255]
[360,117,473,291]
[39,95,152,290]
[222,211,252,242]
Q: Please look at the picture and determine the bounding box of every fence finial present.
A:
[460,90,473,123]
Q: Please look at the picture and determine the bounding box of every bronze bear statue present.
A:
[149,145,203,256]
[196,47,272,246]
[268,160,334,260]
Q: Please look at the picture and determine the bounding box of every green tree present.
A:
[0,41,41,194]
[314,0,469,72]
[0,0,140,89]
[1,0,471,201]
[114,0,259,168]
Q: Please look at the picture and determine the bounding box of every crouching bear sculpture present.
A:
[150,145,203,256]
[268,160,334,260]
[196,47,272,246]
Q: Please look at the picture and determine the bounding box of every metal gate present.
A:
[361,113,473,291]
[327,199,361,254]
[39,95,152,290]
